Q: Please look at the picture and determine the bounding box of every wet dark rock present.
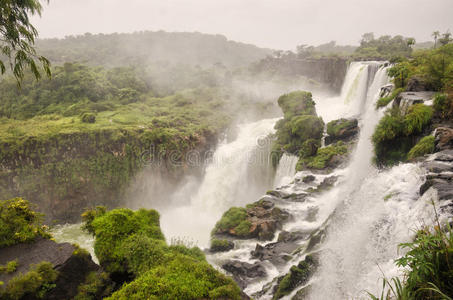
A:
[210,239,235,253]
[277,231,307,243]
[309,176,338,193]
[380,84,394,98]
[435,127,453,151]
[434,149,453,162]
[282,193,309,203]
[422,161,453,173]
[251,237,302,266]
[222,260,266,289]
[302,175,316,183]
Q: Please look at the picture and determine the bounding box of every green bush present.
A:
[404,104,433,136]
[75,271,114,300]
[0,260,18,274]
[372,105,433,166]
[85,208,164,274]
[0,198,50,248]
[83,207,241,299]
[0,262,58,300]
[407,136,435,160]
[434,92,453,119]
[106,254,241,300]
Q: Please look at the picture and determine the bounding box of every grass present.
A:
[407,136,435,160]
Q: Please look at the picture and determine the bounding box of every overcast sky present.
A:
[32,0,453,50]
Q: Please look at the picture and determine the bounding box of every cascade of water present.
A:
[160,118,278,247]
[273,153,299,188]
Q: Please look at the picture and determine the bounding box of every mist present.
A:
[33,0,452,50]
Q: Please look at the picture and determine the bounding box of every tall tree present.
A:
[0,0,51,83]
[432,31,440,48]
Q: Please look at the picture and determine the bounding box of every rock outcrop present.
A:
[0,238,103,299]
[435,127,453,151]
[222,260,267,289]
[325,118,359,145]
[393,91,436,115]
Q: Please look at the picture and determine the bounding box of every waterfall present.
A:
[273,154,298,188]
[160,118,278,247]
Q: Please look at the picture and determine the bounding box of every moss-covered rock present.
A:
[296,141,348,171]
[210,239,235,253]
[272,254,318,299]
[212,199,289,241]
[325,118,358,145]
[272,91,324,167]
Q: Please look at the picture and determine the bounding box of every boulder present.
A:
[435,127,453,151]
[325,118,359,145]
[210,239,235,253]
[434,149,453,162]
[251,231,305,266]
[222,260,266,289]
[393,92,436,115]
[302,175,316,183]
[0,238,101,300]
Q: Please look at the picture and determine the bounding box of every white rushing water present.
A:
[274,153,298,188]
[160,118,278,247]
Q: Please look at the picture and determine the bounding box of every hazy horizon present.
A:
[32,0,452,50]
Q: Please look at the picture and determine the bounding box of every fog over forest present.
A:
[33,0,452,49]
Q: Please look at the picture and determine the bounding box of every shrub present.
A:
[0,262,58,300]
[75,271,114,300]
[85,208,164,275]
[106,254,241,300]
[407,136,435,160]
[434,92,453,119]
[0,260,18,274]
[0,198,50,248]
[372,106,433,166]
[403,104,433,136]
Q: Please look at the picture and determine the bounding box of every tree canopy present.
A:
[0,0,50,83]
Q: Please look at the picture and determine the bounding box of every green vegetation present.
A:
[376,88,404,108]
[75,271,114,300]
[369,224,453,300]
[0,198,50,248]
[210,239,233,251]
[0,63,233,220]
[407,136,435,160]
[297,141,347,170]
[372,105,433,166]
[354,33,415,60]
[433,93,453,119]
[0,0,51,82]
[212,207,251,237]
[82,207,241,299]
[0,260,18,274]
[273,255,317,299]
[0,262,58,300]
[272,91,324,167]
